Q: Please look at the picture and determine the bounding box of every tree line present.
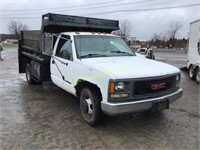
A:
[117,20,187,49]
[150,21,187,49]
[6,20,187,49]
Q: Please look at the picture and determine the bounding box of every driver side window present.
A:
[56,35,73,61]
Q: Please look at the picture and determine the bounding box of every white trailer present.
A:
[187,19,200,84]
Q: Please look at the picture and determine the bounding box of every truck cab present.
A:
[18,13,183,126]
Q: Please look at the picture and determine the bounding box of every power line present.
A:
[2,0,194,12]
[85,3,200,15]
[2,0,159,16]
[1,0,125,11]
[2,3,200,19]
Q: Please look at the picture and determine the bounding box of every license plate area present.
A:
[151,99,169,112]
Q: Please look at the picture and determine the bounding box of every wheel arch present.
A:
[75,79,102,100]
[189,64,199,70]
[194,65,199,71]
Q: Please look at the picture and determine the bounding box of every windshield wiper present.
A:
[111,51,134,56]
[81,53,107,58]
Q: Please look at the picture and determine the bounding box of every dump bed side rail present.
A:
[41,13,119,33]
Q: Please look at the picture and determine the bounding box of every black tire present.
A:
[26,64,36,85]
[80,87,103,126]
[189,65,195,80]
[195,67,199,84]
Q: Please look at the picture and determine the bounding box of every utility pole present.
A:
[132,37,136,49]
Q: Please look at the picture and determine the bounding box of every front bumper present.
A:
[101,88,183,116]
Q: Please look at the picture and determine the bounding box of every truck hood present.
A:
[81,56,180,79]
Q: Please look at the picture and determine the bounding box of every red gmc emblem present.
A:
[151,83,166,90]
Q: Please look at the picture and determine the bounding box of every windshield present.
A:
[74,35,135,59]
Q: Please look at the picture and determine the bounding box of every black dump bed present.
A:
[20,30,40,51]
[19,13,119,75]
[42,13,119,33]
[20,13,119,53]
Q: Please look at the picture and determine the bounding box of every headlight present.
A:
[115,82,125,91]
[109,81,129,99]
[110,93,129,98]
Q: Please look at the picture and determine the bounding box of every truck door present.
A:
[50,34,74,93]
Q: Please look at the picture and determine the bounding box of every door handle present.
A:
[62,62,68,66]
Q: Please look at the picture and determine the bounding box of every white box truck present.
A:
[187,19,200,84]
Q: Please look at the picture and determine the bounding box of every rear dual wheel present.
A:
[26,64,36,85]
[189,65,195,80]
[195,67,199,84]
[189,65,199,84]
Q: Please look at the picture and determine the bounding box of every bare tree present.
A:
[151,33,168,48]
[161,34,167,42]
[7,20,28,35]
[115,20,132,41]
[168,21,182,47]
[160,33,168,48]
[152,33,161,42]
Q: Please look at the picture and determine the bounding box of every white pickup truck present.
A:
[19,13,183,126]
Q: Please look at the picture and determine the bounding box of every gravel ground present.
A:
[0,48,199,149]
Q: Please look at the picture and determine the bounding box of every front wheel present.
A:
[189,65,195,80]
[80,87,103,126]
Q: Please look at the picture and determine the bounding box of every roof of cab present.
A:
[61,32,119,37]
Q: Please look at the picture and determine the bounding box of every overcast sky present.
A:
[0,0,200,40]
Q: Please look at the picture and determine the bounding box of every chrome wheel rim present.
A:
[81,94,94,120]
